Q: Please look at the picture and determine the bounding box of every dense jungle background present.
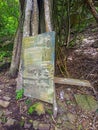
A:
[0,0,98,130]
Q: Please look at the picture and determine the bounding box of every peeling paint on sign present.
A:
[22,32,55,103]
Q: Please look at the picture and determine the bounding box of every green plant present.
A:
[46,109,53,115]
[25,99,32,105]
[28,102,45,115]
[0,51,12,62]
[16,88,24,100]
[28,103,38,114]
[1,116,7,123]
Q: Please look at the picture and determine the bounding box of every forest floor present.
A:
[0,24,98,130]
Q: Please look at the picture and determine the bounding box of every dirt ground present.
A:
[0,24,98,130]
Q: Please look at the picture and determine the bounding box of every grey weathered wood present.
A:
[54,77,92,88]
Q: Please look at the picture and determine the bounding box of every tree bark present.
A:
[31,0,39,36]
[44,0,52,32]
[38,0,45,33]
[9,0,24,77]
[23,0,32,37]
[86,0,98,23]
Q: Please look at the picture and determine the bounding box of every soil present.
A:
[0,24,98,130]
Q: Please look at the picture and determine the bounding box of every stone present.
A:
[75,94,98,112]
[24,122,32,129]
[62,121,75,129]
[66,113,76,123]
[0,100,10,108]
[3,96,11,101]
[64,93,70,100]
[0,126,5,130]
[4,110,12,116]
[5,118,16,126]
[38,123,50,130]
[57,117,62,124]
[92,41,98,48]
[33,120,39,130]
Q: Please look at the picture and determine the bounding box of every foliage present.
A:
[46,109,53,115]
[25,99,32,106]
[53,0,95,46]
[16,88,24,100]
[0,50,12,62]
[0,0,19,37]
[28,102,45,115]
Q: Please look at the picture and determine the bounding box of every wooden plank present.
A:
[54,77,92,88]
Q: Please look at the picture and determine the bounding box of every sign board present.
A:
[22,32,55,103]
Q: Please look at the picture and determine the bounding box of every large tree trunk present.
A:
[9,0,24,77]
[86,0,98,23]
[9,26,22,77]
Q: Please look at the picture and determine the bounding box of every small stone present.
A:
[5,118,16,126]
[4,110,12,116]
[66,113,76,123]
[0,126,5,130]
[33,120,39,130]
[57,117,62,124]
[24,122,32,129]
[92,41,98,48]
[0,100,10,108]
[62,121,75,129]
[3,96,11,101]
[64,94,70,100]
[38,123,50,130]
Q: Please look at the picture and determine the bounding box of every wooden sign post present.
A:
[22,32,55,104]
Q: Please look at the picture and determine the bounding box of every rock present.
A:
[5,118,16,126]
[24,122,32,129]
[92,41,98,48]
[62,121,75,129]
[0,126,5,130]
[4,110,12,116]
[38,123,50,130]
[64,93,70,100]
[66,113,76,123]
[0,100,10,108]
[33,120,39,130]
[75,94,98,112]
[3,96,11,101]
[57,117,62,124]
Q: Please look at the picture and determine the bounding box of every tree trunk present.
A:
[86,0,98,23]
[23,0,32,37]
[9,1,24,77]
[31,0,39,36]
[44,0,52,32]
[38,0,46,33]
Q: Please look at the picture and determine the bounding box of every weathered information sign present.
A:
[22,32,55,103]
